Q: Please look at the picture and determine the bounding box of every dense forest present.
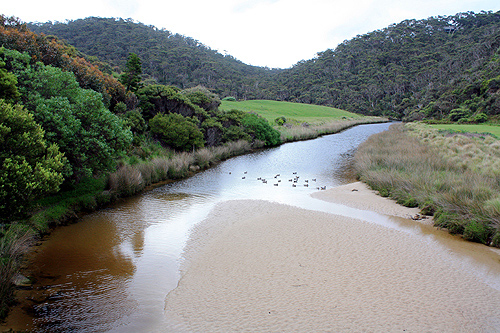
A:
[28,11,500,121]
[273,11,500,121]
[28,17,281,100]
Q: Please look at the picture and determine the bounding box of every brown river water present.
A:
[3,123,500,332]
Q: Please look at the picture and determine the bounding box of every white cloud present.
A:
[2,0,500,68]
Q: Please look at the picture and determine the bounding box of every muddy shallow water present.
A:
[4,122,500,332]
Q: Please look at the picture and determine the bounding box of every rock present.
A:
[12,273,32,288]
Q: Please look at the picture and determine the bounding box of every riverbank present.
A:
[312,181,428,222]
[354,123,500,247]
[164,198,500,331]
[0,118,388,321]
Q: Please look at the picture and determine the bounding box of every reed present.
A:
[108,164,145,196]
[355,123,500,246]
[0,224,32,318]
[107,140,255,197]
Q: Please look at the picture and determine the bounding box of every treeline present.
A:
[0,16,280,224]
[27,17,281,100]
[27,11,500,121]
[273,11,500,121]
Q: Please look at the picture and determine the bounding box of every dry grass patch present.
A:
[108,140,255,197]
[355,123,500,246]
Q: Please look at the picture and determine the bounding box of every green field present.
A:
[429,124,500,138]
[220,100,361,123]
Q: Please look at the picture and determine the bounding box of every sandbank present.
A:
[164,194,500,331]
[312,181,428,222]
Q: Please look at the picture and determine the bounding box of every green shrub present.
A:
[121,108,147,134]
[222,96,236,101]
[448,108,471,122]
[241,113,281,146]
[149,113,205,151]
[275,116,287,126]
[3,48,134,180]
[181,85,221,111]
[472,112,488,123]
[113,101,127,114]
[0,101,65,222]
[463,220,492,244]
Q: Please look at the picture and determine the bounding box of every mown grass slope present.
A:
[220,100,361,124]
[429,124,500,138]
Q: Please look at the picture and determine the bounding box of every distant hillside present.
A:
[273,11,500,120]
[28,11,500,121]
[28,17,280,100]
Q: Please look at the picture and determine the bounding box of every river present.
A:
[4,122,500,332]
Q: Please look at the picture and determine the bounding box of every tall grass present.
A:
[108,140,254,197]
[355,123,500,246]
[279,118,388,143]
[0,224,32,318]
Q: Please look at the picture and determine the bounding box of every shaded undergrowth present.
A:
[355,123,500,246]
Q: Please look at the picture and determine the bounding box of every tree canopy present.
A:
[0,100,65,220]
[27,11,500,121]
[0,47,133,180]
[120,52,142,92]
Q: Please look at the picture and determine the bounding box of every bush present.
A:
[241,113,281,146]
[3,49,133,179]
[222,96,236,101]
[181,85,221,111]
[149,113,204,151]
[448,108,471,122]
[472,112,488,123]
[463,220,492,244]
[121,108,147,134]
[275,116,287,126]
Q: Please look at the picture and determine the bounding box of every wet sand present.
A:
[312,181,426,222]
[164,186,500,332]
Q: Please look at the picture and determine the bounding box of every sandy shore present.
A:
[312,181,428,222]
[164,185,500,332]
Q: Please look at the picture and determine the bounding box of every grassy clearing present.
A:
[355,123,500,246]
[221,99,386,142]
[220,99,361,124]
[428,123,500,138]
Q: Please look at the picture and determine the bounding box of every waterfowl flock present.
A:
[230,171,327,190]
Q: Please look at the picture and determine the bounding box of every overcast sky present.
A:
[3,0,500,68]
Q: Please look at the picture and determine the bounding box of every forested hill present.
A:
[28,17,281,100]
[28,11,500,121]
[273,11,500,120]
